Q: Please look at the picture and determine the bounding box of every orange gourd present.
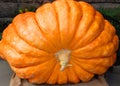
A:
[0,0,119,84]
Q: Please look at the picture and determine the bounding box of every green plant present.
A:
[97,6,120,22]
[0,32,2,39]
[18,6,37,13]
[19,8,29,13]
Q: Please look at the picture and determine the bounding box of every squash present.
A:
[0,0,119,84]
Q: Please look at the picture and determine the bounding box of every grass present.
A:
[97,6,120,38]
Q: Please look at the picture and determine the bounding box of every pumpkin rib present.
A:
[2,24,51,57]
[65,60,80,83]
[73,58,108,75]
[0,25,54,68]
[72,50,116,60]
[72,11,105,50]
[35,3,62,51]
[53,0,84,49]
[44,62,58,85]
[52,0,70,48]
[0,41,53,68]
[48,56,78,84]
[65,0,83,49]
[57,68,68,84]
[72,20,118,59]
[53,0,83,49]
[70,1,96,50]
[71,60,94,82]
[57,0,70,48]
[72,41,117,59]
[11,58,56,80]
[51,2,61,47]
[28,59,57,84]
[13,12,56,53]
[72,35,116,56]
[33,21,59,53]
[60,0,82,48]
[46,62,60,84]
[66,68,80,84]
[71,57,94,74]
[72,56,114,74]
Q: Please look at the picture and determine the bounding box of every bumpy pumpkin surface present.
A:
[0,0,119,84]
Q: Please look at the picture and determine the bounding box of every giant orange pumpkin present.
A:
[0,0,119,84]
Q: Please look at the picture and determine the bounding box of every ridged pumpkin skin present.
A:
[0,0,119,84]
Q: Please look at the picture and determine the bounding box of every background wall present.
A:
[0,0,119,17]
[0,0,120,3]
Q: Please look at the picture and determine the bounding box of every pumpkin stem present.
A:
[55,49,71,71]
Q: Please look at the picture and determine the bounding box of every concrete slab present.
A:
[106,71,120,86]
[0,59,13,86]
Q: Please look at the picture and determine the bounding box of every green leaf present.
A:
[0,32,2,40]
